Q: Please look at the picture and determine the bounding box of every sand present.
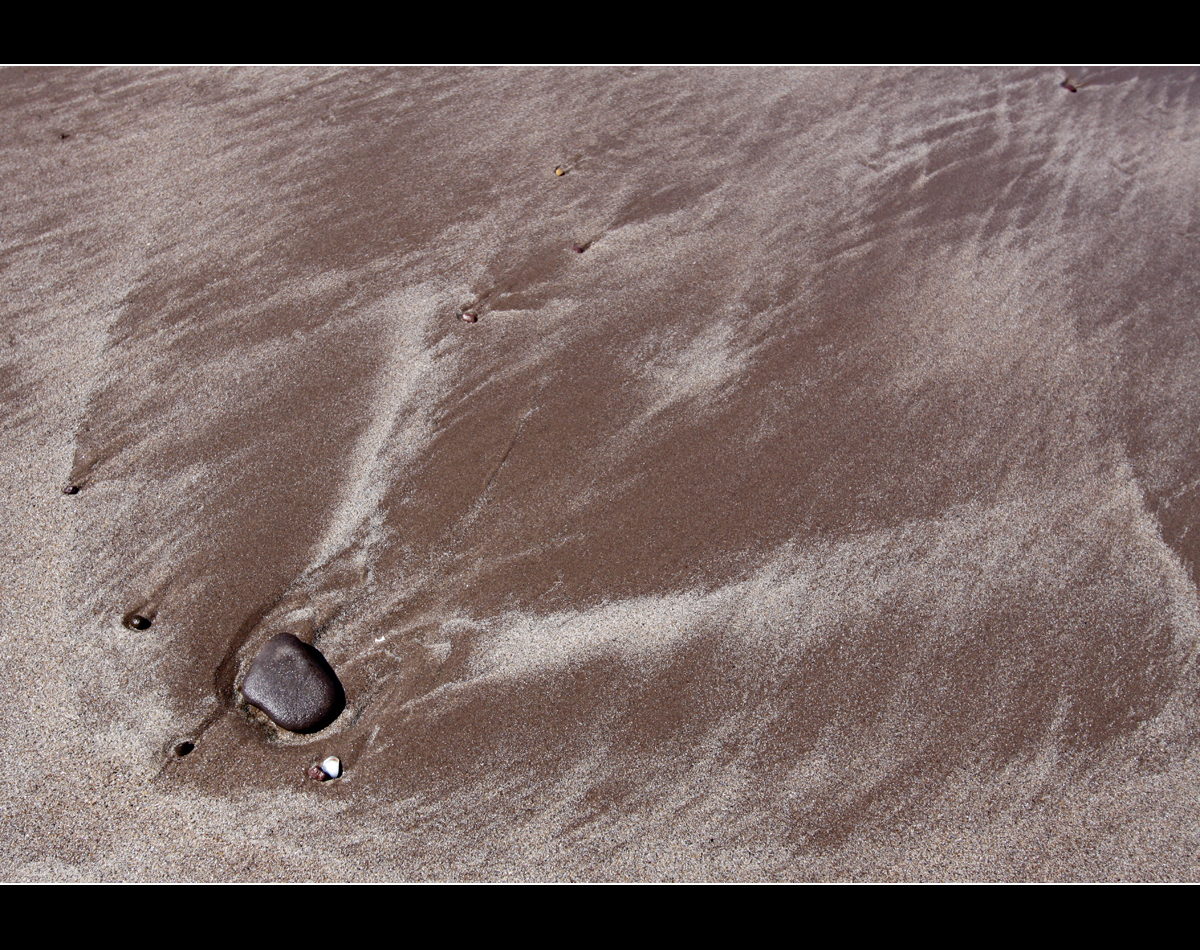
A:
[2,65,1199,881]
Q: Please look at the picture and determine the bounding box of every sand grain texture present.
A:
[2,66,1199,880]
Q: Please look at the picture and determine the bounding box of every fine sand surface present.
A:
[2,66,1199,881]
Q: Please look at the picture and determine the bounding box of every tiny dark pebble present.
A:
[241,633,345,733]
[308,765,329,781]
[62,484,79,495]
[1061,81,1077,92]
[124,613,152,631]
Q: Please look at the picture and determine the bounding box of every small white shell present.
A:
[319,756,342,780]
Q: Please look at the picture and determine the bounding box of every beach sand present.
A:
[2,65,1199,880]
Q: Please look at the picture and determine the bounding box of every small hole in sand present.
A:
[174,741,195,757]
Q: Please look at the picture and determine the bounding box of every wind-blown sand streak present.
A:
[2,66,1199,880]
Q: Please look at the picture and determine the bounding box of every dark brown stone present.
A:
[241,633,345,733]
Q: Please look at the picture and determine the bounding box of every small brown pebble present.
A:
[573,244,586,254]
[1061,81,1077,93]
[62,484,80,495]
[460,310,478,323]
[125,614,152,631]
[555,166,567,176]
[308,756,341,781]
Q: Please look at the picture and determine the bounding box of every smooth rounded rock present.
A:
[241,633,345,733]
